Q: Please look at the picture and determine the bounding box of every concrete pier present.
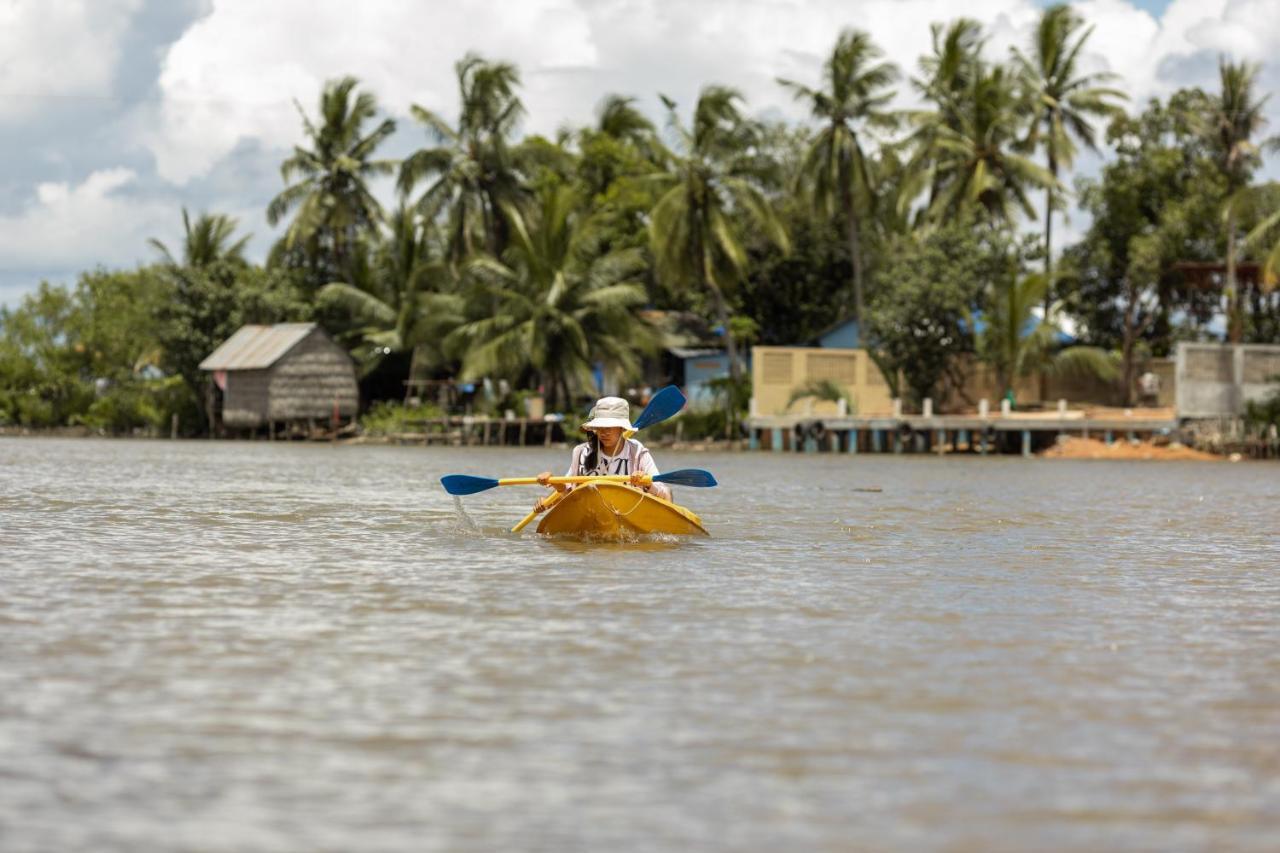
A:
[745,411,1179,456]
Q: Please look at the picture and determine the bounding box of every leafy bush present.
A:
[73,376,198,434]
[360,400,444,436]
[1244,380,1280,432]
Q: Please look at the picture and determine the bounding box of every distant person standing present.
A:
[1139,370,1161,407]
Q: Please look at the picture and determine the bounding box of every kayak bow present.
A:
[536,480,709,539]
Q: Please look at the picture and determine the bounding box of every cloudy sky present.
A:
[2,0,1279,308]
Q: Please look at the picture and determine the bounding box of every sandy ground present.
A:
[1040,435,1221,461]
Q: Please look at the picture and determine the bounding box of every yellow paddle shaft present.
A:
[510,488,568,533]
[498,474,652,487]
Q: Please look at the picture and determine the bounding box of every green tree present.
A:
[1013,3,1125,305]
[0,283,95,426]
[448,186,657,410]
[1064,91,1226,400]
[318,206,462,378]
[0,269,176,430]
[1196,58,1272,341]
[779,29,898,332]
[980,272,1117,403]
[399,54,527,266]
[867,218,1016,406]
[1240,181,1280,309]
[149,209,250,269]
[266,76,396,288]
[648,86,789,390]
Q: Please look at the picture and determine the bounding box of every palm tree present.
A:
[916,18,985,114]
[149,209,250,269]
[1013,3,1125,307]
[317,206,461,377]
[447,186,657,410]
[1241,181,1280,290]
[908,18,986,206]
[979,272,1117,402]
[1198,58,1271,342]
[648,86,789,387]
[779,29,898,336]
[266,76,396,285]
[596,94,657,146]
[576,94,665,199]
[918,64,1057,224]
[398,54,526,266]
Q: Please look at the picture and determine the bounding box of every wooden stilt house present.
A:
[199,323,359,432]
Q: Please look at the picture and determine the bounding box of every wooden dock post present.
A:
[847,429,858,454]
[936,429,946,454]
[1105,430,1113,445]
[1021,429,1032,458]
[872,429,883,453]
[749,428,759,450]
[771,427,783,452]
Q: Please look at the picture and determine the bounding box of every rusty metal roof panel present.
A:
[198,323,317,371]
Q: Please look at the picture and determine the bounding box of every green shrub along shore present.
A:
[4,7,1280,441]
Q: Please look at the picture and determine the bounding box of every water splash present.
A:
[451,495,481,534]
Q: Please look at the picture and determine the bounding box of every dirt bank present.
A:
[1040,435,1221,461]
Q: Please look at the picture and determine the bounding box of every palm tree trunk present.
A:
[1039,148,1058,405]
[703,255,739,442]
[1043,185,1054,308]
[847,193,866,340]
[1122,277,1139,406]
[1226,207,1241,343]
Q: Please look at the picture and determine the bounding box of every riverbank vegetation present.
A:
[2,5,1278,436]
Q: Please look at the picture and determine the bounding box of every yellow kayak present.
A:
[536,480,709,539]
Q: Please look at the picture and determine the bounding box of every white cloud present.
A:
[148,0,599,183]
[0,0,143,121]
[0,169,174,268]
[145,0,1280,185]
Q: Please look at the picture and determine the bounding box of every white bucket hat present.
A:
[582,396,634,431]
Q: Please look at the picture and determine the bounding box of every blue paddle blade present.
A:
[652,468,717,488]
[440,474,500,496]
[632,385,686,431]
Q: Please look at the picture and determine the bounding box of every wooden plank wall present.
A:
[267,330,359,421]
[223,369,272,426]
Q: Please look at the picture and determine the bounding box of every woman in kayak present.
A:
[533,396,671,513]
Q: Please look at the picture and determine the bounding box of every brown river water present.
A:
[2,437,1278,851]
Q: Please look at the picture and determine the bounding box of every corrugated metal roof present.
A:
[668,346,725,359]
[198,323,318,371]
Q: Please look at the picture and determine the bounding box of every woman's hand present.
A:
[537,471,568,498]
[629,471,650,490]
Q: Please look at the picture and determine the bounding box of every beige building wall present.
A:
[751,346,895,416]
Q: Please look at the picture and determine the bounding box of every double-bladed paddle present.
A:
[442,467,718,496]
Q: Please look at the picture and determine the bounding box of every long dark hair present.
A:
[583,431,600,472]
